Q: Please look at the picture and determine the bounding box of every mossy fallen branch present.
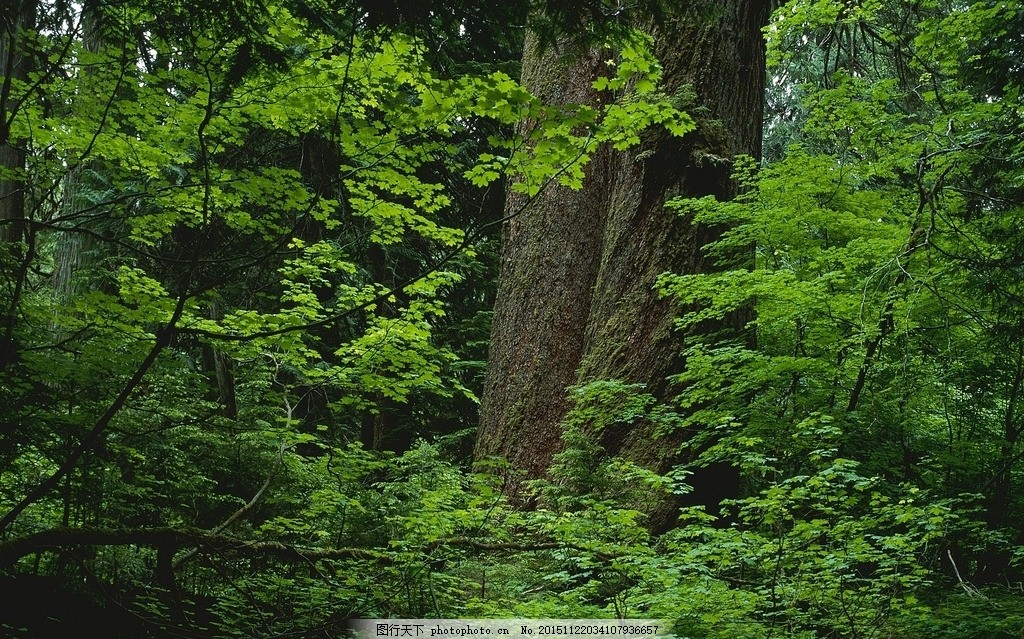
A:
[0,526,381,569]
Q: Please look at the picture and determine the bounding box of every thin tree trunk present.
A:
[207,300,238,418]
[51,167,94,305]
[988,348,1023,528]
[476,1,770,526]
[52,2,102,319]
[0,0,35,246]
[0,0,36,371]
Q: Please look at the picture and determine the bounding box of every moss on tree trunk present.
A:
[476,0,770,528]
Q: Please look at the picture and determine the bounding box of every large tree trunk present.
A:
[476,1,770,524]
[475,32,615,485]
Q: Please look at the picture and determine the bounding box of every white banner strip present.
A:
[350,619,670,639]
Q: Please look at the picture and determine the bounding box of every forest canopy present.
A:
[0,0,1023,637]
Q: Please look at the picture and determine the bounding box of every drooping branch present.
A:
[0,527,610,571]
[0,526,382,569]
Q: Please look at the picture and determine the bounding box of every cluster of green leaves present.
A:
[648,0,1024,634]
[426,384,952,639]
[0,1,696,634]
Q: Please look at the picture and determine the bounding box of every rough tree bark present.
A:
[476,1,770,525]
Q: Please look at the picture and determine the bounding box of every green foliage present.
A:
[441,389,958,639]
[2,0,1023,636]
[0,1,693,634]
[652,0,1024,634]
